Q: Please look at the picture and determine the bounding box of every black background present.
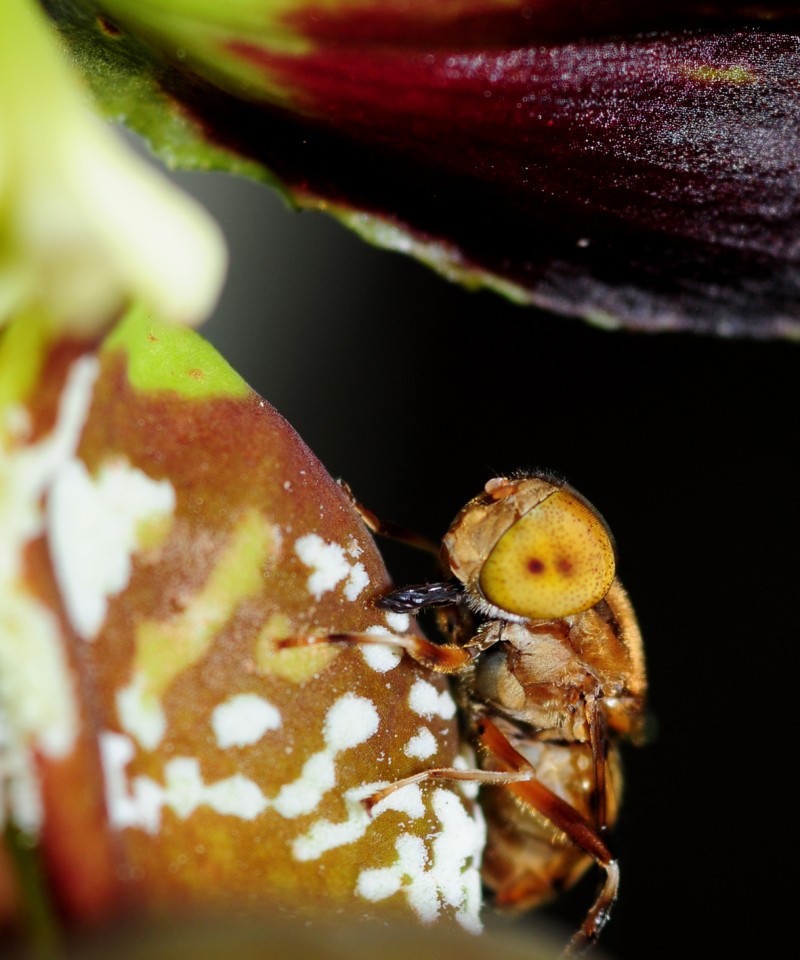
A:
[179,167,797,960]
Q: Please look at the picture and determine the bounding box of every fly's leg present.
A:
[277,630,474,672]
[337,481,465,612]
[476,715,619,957]
[337,479,440,556]
[364,767,535,813]
[586,695,610,833]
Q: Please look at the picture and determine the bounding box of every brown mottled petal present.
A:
[1,309,483,933]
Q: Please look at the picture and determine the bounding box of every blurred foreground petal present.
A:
[0,0,226,335]
[43,0,800,336]
[7,913,576,960]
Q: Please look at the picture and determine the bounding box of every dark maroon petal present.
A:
[181,27,800,336]
[286,1,800,47]
[49,1,800,336]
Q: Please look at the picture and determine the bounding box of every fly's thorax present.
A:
[472,621,600,741]
[470,589,646,742]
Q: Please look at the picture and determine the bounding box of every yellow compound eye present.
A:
[478,489,616,619]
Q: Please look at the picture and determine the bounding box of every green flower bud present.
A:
[0,0,227,335]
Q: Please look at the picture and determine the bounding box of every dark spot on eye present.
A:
[527,558,545,574]
[556,557,574,575]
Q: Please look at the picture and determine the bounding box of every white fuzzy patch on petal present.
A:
[99,730,141,828]
[272,695,377,819]
[162,757,267,821]
[273,694,379,820]
[294,534,349,599]
[48,456,175,640]
[294,533,370,601]
[384,611,410,633]
[0,357,98,789]
[0,701,43,833]
[116,672,166,751]
[102,692,386,839]
[211,693,282,749]
[362,626,403,673]
[403,727,438,760]
[357,834,436,921]
[408,679,457,720]
[429,788,486,933]
[0,601,77,762]
[344,561,368,600]
[1,357,98,583]
[291,781,425,863]
[271,751,337,819]
[356,787,486,933]
[371,783,425,819]
[346,538,363,559]
[291,781,375,861]
[323,693,379,751]
[99,731,269,835]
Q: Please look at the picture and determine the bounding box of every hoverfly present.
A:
[290,471,646,954]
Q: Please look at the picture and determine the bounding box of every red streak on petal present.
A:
[226,32,788,245]
[37,748,121,922]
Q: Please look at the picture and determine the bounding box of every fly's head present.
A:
[442,472,618,624]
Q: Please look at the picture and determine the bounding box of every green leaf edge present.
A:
[42,0,283,186]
